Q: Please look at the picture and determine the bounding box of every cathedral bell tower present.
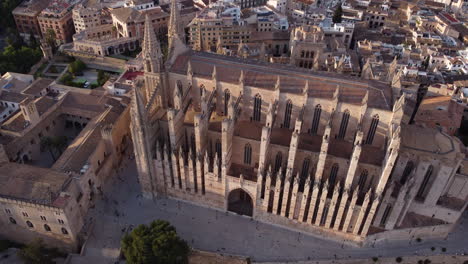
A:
[168,0,186,53]
[142,14,165,103]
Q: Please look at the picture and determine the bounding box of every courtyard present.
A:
[72,69,99,87]
[83,159,468,262]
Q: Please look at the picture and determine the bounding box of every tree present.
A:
[68,59,86,75]
[121,220,189,264]
[40,136,68,161]
[29,32,39,49]
[45,29,57,52]
[17,239,62,264]
[0,44,42,75]
[332,4,343,24]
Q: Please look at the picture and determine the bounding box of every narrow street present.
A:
[84,159,468,262]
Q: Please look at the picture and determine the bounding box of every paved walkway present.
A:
[84,160,468,262]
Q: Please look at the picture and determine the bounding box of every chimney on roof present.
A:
[20,98,40,126]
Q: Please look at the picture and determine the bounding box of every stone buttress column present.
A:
[298,177,312,222]
[256,122,272,209]
[286,119,301,171]
[372,181,395,227]
[256,171,264,211]
[360,195,381,236]
[424,164,454,206]
[309,124,331,221]
[172,150,182,189]
[263,169,272,212]
[196,155,204,194]
[383,178,412,230]
[342,188,359,232]
[178,148,188,191]
[333,131,363,229]
[325,182,341,228]
[162,145,172,190]
[280,170,293,217]
[188,150,196,193]
[356,128,401,232]
[289,176,300,220]
[372,153,410,226]
[352,189,372,234]
[306,183,319,223]
[394,159,431,227]
[333,189,349,231]
[272,171,284,215]
[314,179,329,225]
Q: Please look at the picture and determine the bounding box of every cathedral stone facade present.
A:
[130,0,468,244]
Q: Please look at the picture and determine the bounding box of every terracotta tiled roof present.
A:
[0,162,68,205]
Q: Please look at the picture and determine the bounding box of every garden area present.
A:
[59,59,111,89]
[121,220,190,264]
[0,239,66,264]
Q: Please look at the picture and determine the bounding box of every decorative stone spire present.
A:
[302,80,309,95]
[391,70,402,89]
[361,58,374,80]
[187,60,193,78]
[386,56,398,82]
[333,85,340,100]
[212,65,217,81]
[361,90,369,105]
[142,14,163,73]
[216,38,224,55]
[275,75,281,91]
[239,70,244,85]
[259,42,266,62]
[168,0,185,51]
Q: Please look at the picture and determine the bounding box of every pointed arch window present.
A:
[215,139,221,159]
[310,104,321,134]
[253,94,262,121]
[177,80,183,97]
[26,221,34,228]
[380,205,392,227]
[300,158,311,191]
[274,152,282,173]
[44,224,51,232]
[337,110,350,139]
[416,165,433,200]
[283,99,293,129]
[300,158,311,181]
[244,144,252,165]
[365,115,379,145]
[191,134,196,155]
[328,163,339,197]
[329,164,339,187]
[224,89,230,115]
[400,161,414,185]
[358,170,368,190]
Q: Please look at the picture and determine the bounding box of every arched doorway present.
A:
[227,189,253,217]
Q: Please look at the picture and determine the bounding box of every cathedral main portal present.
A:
[227,189,253,217]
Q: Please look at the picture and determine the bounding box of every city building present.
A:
[72,3,110,33]
[188,2,288,52]
[129,8,468,246]
[110,5,169,40]
[12,0,51,41]
[37,0,79,44]
[0,79,131,249]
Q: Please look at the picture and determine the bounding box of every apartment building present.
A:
[12,0,51,41]
[37,0,79,44]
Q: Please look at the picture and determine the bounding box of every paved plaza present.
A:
[84,159,468,262]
